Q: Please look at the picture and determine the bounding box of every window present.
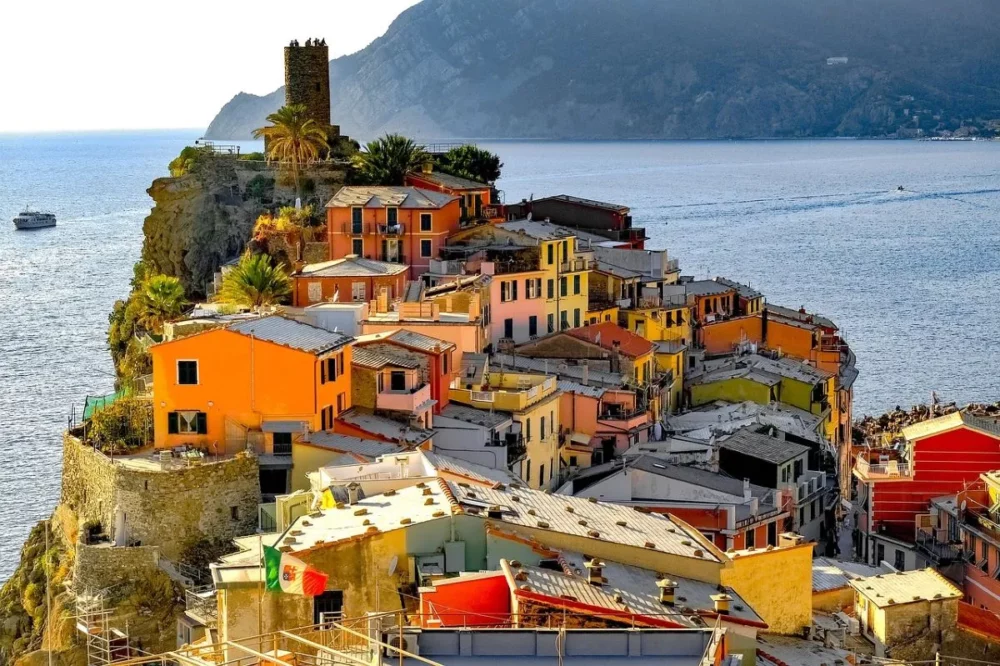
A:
[321,405,333,430]
[561,240,568,260]
[746,527,755,549]
[560,312,569,330]
[177,360,198,385]
[420,213,432,232]
[230,506,240,521]
[504,319,514,339]
[540,464,546,485]
[273,432,292,456]
[336,393,346,413]
[793,459,803,480]
[351,282,366,302]
[876,544,885,565]
[569,455,578,467]
[390,371,407,391]
[168,410,206,435]
[798,507,805,526]
[314,591,344,625]
[573,275,581,294]
[526,462,531,483]
[387,207,398,224]
[560,277,568,297]
[547,314,555,333]
[529,316,538,337]
[810,500,816,521]
[501,280,518,302]
[894,549,906,571]
[527,278,542,299]
[322,357,338,384]
[420,239,432,258]
[443,353,449,374]
[541,417,547,440]
[547,244,554,265]
[352,238,363,255]
[351,207,363,233]
[573,308,580,328]
[525,418,531,442]
[547,279,555,299]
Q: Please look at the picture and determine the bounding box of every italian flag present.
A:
[263,545,328,596]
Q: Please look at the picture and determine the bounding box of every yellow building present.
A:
[653,341,686,414]
[449,365,561,490]
[850,568,962,660]
[622,305,693,347]
[687,354,835,439]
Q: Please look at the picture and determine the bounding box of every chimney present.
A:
[347,482,361,505]
[778,532,805,548]
[582,363,589,386]
[377,286,389,313]
[750,497,759,516]
[743,478,751,502]
[584,558,605,586]
[711,593,732,615]
[656,578,677,606]
[421,160,434,174]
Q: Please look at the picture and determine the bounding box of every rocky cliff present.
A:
[141,156,346,298]
[206,0,1000,141]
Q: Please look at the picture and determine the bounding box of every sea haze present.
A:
[0,134,998,580]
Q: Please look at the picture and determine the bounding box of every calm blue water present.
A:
[1,133,998,579]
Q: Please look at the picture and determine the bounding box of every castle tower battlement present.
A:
[284,39,332,130]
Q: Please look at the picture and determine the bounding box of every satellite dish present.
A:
[388,555,398,576]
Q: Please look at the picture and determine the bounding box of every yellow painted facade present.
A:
[538,237,591,332]
[720,543,814,635]
[690,377,773,407]
[654,347,685,414]
[623,306,693,346]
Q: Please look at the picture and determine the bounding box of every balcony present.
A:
[792,470,829,504]
[597,407,650,433]
[379,252,406,265]
[429,259,467,276]
[378,223,404,236]
[915,528,963,564]
[854,452,912,481]
[341,222,369,235]
[377,372,433,413]
[185,586,218,627]
[451,374,557,412]
[559,258,595,273]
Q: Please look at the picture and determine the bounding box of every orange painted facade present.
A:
[361,321,484,366]
[326,191,462,279]
[404,171,500,222]
[645,506,780,552]
[292,271,407,307]
[692,289,737,324]
[150,326,352,452]
[699,316,763,355]
[418,573,512,627]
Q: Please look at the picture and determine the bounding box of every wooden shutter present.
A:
[167,412,179,434]
[197,412,208,434]
[321,360,327,384]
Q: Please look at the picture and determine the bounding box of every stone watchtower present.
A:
[284,39,332,129]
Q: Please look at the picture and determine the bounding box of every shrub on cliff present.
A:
[218,252,291,309]
[351,133,428,186]
[86,397,153,454]
[438,145,503,184]
[167,146,212,177]
[138,275,187,335]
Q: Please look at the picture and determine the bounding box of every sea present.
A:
[1,131,999,580]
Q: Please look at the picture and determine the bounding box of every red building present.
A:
[854,412,1000,570]
[325,186,461,279]
[291,255,408,306]
[354,328,457,415]
[404,169,501,222]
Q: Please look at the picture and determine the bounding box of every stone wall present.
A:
[61,435,260,562]
[284,44,331,130]
[73,543,160,596]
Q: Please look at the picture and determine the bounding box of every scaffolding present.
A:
[76,594,132,666]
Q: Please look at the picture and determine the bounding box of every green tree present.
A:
[352,133,429,186]
[218,252,291,309]
[168,146,212,177]
[252,104,329,198]
[138,275,187,334]
[440,145,503,183]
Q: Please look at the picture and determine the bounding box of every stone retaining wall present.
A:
[61,435,260,562]
[73,543,161,596]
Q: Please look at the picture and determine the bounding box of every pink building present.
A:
[482,262,547,346]
[560,383,651,468]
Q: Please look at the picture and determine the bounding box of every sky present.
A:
[0,0,421,133]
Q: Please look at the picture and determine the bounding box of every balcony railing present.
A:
[792,471,828,503]
[377,382,432,413]
[452,377,557,412]
[185,586,218,626]
[915,529,963,564]
[342,222,369,235]
[560,258,595,273]
[854,453,912,480]
[378,223,404,236]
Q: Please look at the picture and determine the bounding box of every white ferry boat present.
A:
[13,209,56,230]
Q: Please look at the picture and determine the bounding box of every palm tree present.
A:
[138,275,187,334]
[218,252,291,309]
[352,134,429,186]
[252,104,329,199]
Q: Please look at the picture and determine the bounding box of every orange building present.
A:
[291,255,408,307]
[150,315,352,453]
[325,186,461,279]
[681,279,738,325]
[404,169,500,222]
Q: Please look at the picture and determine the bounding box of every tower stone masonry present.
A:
[285,40,332,129]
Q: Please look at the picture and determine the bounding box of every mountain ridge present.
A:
[205,0,1000,141]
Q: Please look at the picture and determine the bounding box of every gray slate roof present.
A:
[390,329,455,352]
[536,194,629,213]
[351,347,421,370]
[556,380,607,399]
[682,279,735,297]
[298,256,407,277]
[409,170,489,190]
[492,353,625,388]
[595,261,643,279]
[714,277,763,300]
[766,304,837,330]
[337,409,434,444]
[227,316,351,355]
[326,186,457,209]
[719,427,811,465]
[304,432,404,459]
[439,403,512,429]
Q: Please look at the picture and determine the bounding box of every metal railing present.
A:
[854,453,912,479]
[378,223,404,236]
[915,529,963,563]
[185,586,218,625]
